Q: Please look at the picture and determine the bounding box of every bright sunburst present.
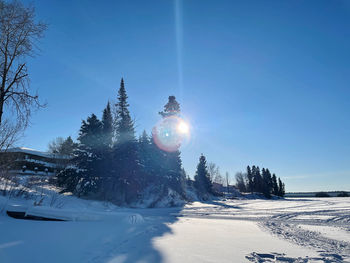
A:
[177,121,189,134]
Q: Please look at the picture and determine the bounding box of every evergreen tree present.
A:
[138,130,153,186]
[48,136,77,155]
[261,168,271,198]
[278,177,285,197]
[165,150,186,196]
[59,136,77,156]
[149,132,166,178]
[265,169,273,194]
[102,101,113,148]
[194,154,212,196]
[75,114,103,196]
[57,114,103,196]
[159,95,180,117]
[99,102,114,200]
[246,165,253,193]
[114,78,136,144]
[272,173,278,195]
[112,78,140,203]
[252,166,263,193]
[138,130,150,166]
[155,96,186,197]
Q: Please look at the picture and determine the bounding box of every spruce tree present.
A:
[194,154,212,196]
[261,168,271,198]
[113,78,140,203]
[251,166,262,193]
[100,102,114,200]
[59,136,77,156]
[156,96,185,197]
[278,177,285,197]
[102,101,113,148]
[265,169,273,194]
[57,114,103,196]
[114,78,135,144]
[76,114,104,196]
[272,174,278,196]
[138,130,153,186]
[149,132,167,186]
[159,96,180,117]
[246,165,253,193]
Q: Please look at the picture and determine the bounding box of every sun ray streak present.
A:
[174,0,184,101]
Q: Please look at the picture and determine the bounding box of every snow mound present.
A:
[135,186,186,208]
[2,196,144,223]
[7,206,143,224]
[15,205,144,223]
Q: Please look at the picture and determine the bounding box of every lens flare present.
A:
[177,121,189,134]
[152,116,190,152]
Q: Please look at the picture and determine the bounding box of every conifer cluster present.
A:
[56,79,186,204]
[236,165,285,197]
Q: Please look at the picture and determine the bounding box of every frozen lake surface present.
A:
[1,197,350,262]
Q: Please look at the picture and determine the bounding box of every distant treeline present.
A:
[285,191,349,198]
[235,165,285,198]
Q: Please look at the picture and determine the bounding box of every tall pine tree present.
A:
[272,173,279,196]
[246,165,253,193]
[99,102,114,200]
[112,78,140,203]
[138,130,153,187]
[194,154,212,197]
[278,177,285,197]
[157,96,185,197]
[102,101,113,148]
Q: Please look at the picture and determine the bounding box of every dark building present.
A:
[0,147,70,176]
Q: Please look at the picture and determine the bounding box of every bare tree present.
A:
[213,168,224,185]
[0,0,47,150]
[235,172,247,192]
[208,162,220,183]
[0,119,21,150]
[47,137,65,153]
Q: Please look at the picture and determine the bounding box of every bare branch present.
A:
[0,0,47,149]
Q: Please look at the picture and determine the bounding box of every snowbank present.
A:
[1,195,143,223]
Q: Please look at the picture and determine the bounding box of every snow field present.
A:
[1,196,350,262]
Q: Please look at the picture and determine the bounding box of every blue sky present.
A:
[20,0,350,192]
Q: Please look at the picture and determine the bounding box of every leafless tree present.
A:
[0,119,21,150]
[0,0,47,150]
[213,168,224,185]
[208,162,220,183]
[235,171,247,192]
[47,137,65,153]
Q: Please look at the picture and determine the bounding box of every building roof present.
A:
[2,147,70,159]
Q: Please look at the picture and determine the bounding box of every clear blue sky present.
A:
[20,0,350,192]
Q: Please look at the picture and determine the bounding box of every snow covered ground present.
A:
[1,197,350,262]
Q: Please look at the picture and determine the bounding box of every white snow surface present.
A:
[1,197,350,262]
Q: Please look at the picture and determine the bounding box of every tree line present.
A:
[235,165,285,198]
[54,79,186,205]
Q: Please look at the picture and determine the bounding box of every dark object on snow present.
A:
[6,211,66,221]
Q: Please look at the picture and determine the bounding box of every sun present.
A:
[177,121,189,134]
